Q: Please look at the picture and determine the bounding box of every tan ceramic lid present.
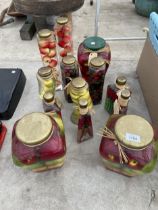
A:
[16,113,53,146]
[115,115,154,149]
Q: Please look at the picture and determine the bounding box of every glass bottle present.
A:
[0,121,7,150]
[88,57,106,105]
[12,112,66,172]
[113,89,131,115]
[55,16,73,59]
[36,67,56,99]
[78,36,111,82]
[105,76,127,114]
[37,29,58,68]
[99,114,158,177]
[77,99,93,143]
[60,55,79,103]
[67,77,93,125]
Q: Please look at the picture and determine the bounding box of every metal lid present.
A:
[116,76,127,86]
[83,36,106,51]
[121,89,131,100]
[79,99,88,108]
[90,57,105,67]
[38,67,52,78]
[115,115,154,150]
[38,29,52,38]
[16,113,53,146]
[62,55,76,65]
[56,16,68,25]
[71,77,86,89]
[43,92,54,103]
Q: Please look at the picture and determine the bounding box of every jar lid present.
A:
[38,67,52,78]
[56,16,68,25]
[79,99,88,108]
[115,115,154,150]
[116,76,127,86]
[121,89,131,100]
[43,92,54,103]
[38,29,52,38]
[71,77,86,89]
[83,36,106,51]
[62,55,76,65]
[16,113,53,146]
[90,57,105,67]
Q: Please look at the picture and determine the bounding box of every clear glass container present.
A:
[60,55,79,103]
[37,29,58,68]
[88,57,106,105]
[12,112,66,172]
[36,67,56,99]
[99,115,158,177]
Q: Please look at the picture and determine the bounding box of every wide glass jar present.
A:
[55,16,73,59]
[88,57,106,105]
[99,115,158,177]
[12,112,66,172]
[105,76,127,114]
[0,121,7,150]
[37,29,58,68]
[67,77,93,124]
[60,55,79,103]
[78,36,111,82]
[36,67,56,99]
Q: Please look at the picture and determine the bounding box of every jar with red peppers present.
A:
[12,112,66,172]
[55,16,73,59]
[37,29,58,68]
[78,36,111,82]
[0,121,7,151]
[105,76,128,114]
[60,55,79,103]
[88,57,106,105]
[99,115,158,177]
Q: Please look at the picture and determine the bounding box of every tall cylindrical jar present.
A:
[60,55,79,103]
[37,29,58,68]
[36,67,56,99]
[88,57,106,105]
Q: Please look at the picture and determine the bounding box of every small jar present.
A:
[43,92,62,117]
[88,57,106,105]
[105,76,127,114]
[37,29,58,68]
[36,67,56,99]
[113,89,131,115]
[0,121,7,150]
[12,112,66,172]
[99,115,158,177]
[68,77,93,124]
[55,16,73,59]
[60,55,79,103]
[78,36,111,82]
[77,99,93,143]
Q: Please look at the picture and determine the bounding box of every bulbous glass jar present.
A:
[60,55,79,103]
[12,112,66,172]
[99,115,158,177]
[78,36,111,82]
[37,29,58,68]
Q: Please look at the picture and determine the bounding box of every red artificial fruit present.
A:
[0,123,7,150]
[49,59,58,67]
[38,40,50,48]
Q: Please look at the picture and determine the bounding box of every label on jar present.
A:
[125,133,141,143]
[88,52,98,66]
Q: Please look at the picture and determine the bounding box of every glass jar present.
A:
[0,121,7,150]
[77,99,93,143]
[78,36,111,82]
[55,16,73,59]
[60,55,79,103]
[99,115,158,177]
[12,112,66,172]
[88,57,106,105]
[67,77,93,125]
[37,29,58,68]
[113,89,131,115]
[105,76,127,114]
[36,67,56,99]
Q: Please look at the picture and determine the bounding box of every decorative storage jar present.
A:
[12,112,66,172]
[37,29,58,68]
[78,36,111,82]
[60,55,79,103]
[99,115,158,177]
